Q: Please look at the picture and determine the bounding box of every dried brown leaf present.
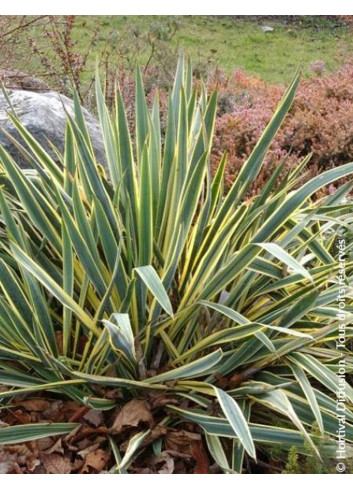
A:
[153,451,175,474]
[165,429,201,456]
[142,425,168,445]
[0,461,15,474]
[191,440,210,474]
[42,438,64,455]
[26,454,41,472]
[111,399,153,434]
[81,449,110,473]
[42,453,72,474]
[42,400,64,421]
[77,441,103,458]
[10,409,31,424]
[37,437,55,452]
[148,393,178,409]
[83,409,104,427]
[17,399,51,412]
[63,424,81,443]
[0,448,17,474]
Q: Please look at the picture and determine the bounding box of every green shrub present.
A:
[0,58,352,473]
[284,447,300,474]
[283,424,350,474]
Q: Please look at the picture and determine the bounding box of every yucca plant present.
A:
[0,58,352,473]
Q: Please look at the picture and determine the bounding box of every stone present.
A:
[0,69,51,92]
[0,89,107,171]
[261,26,274,33]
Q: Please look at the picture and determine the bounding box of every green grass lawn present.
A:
[71,15,353,84]
[9,15,353,86]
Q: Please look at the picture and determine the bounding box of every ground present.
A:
[2,15,353,85]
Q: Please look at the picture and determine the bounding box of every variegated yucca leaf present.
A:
[0,57,352,472]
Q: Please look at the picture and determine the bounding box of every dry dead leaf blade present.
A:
[111,399,153,434]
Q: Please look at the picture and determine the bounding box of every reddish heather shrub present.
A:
[208,64,353,194]
[309,60,326,76]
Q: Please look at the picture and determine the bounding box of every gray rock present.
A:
[0,89,107,171]
[0,69,51,92]
[261,26,274,33]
